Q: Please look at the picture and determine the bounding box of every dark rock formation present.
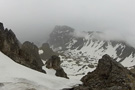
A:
[46,55,69,79]
[0,83,4,87]
[40,43,58,60]
[55,68,68,78]
[0,22,4,30]
[46,55,61,69]
[21,41,44,67]
[130,66,135,74]
[72,54,135,90]
[0,25,20,60]
[48,25,74,50]
[20,41,45,72]
[0,22,45,73]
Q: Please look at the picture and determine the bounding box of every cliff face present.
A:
[0,23,20,60]
[20,41,45,73]
[0,23,45,73]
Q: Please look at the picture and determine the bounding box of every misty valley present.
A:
[0,23,135,90]
[0,0,135,90]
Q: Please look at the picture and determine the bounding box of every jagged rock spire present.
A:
[0,22,4,30]
[0,23,45,73]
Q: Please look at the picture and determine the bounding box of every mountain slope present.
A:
[47,26,135,75]
[0,52,81,90]
[0,22,44,73]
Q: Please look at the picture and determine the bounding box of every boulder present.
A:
[46,55,61,69]
[55,68,68,79]
[46,55,69,79]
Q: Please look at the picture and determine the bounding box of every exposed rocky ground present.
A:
[20,41,45,72]
[69,54,135,90]
[0,22,45,73]
[46,55,69,79]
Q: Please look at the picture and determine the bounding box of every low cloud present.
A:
[0,0,135,46]
[72,30,135,48]
[71,31,87,38]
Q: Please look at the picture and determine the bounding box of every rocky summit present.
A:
[72,54,135,90]
[46,55,69,79]
[0,22,45,73]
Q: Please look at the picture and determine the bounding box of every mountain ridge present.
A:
[0,22,45,73]
[47,25,135,68]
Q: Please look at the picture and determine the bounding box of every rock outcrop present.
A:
[130,66,135,74]
[0,22,45,73]
[20,41,45,72]
[40,43,58,60]
[46,55,69,79]
[72,54,135,90]
[0,24,20,61]
[0,22,4,30]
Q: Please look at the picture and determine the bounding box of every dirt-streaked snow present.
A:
[0,52,81,90]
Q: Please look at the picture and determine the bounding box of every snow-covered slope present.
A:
[0,52,81,90]
[47,26,135,75]
[59,55,96,76]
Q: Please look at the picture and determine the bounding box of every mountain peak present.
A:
[53,25,74,33]
[47,27,135,67]
[48,25,75,50]
[102,54,112,61]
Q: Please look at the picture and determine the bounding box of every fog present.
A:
[0,0,135,46]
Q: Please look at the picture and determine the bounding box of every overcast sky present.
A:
[0,0,135,45]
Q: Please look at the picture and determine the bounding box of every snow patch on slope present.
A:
[59,55,96,76]
[60,33,135,68]
[0,52,81,90]
[39,50,44,55]
[121,54,135,67]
